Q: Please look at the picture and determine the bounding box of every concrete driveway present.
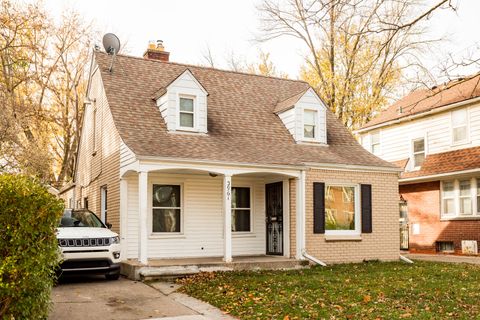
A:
[50,275,197,320]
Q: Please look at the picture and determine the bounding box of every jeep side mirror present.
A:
[106,223,112,229]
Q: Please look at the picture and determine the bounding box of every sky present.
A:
[42,0,480,79]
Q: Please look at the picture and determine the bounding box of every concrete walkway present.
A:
[50,275,235,320]
[404,253,480,265]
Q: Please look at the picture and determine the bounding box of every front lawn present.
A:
[179,261,480,319]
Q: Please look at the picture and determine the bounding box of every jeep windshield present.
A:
[59,209,105,228]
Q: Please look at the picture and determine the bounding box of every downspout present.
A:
[302,249,327,266]
[297,170,327,266]
[400,254,414,264]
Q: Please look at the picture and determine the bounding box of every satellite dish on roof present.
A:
[102,33,120,72]
[102,33,121,55]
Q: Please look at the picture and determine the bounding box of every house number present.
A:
[226,180,231,201]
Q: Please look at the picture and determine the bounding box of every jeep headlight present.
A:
[111,236,120,244]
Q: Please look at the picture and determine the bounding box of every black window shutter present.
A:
[313,182,325,234]
[361,184,372,233]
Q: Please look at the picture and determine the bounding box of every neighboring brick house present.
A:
[61,41,400,268]
[357,75,480,254]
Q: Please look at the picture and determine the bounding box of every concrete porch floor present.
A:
[121,255,309,280]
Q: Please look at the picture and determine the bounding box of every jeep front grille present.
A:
[58,237,112,247]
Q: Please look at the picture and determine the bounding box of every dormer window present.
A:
[275,87,327,144]
[154,69,208,134]
[179,96,195,128]
[304,110,317,139]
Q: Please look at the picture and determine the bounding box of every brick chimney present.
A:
[143,40,170,62]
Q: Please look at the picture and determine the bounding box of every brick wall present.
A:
[400,181,480,254]
[292,169,399,264]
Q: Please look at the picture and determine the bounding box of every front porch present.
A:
[121,255,310,280]
[119,160,307,268]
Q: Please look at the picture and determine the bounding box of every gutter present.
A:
[355,95,480,134]
[399,168,480,184]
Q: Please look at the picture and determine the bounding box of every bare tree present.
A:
[0,0,94,187]
[257,0,456,130]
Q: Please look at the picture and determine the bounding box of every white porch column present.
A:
[223,174,232,263]
[295,170,306,259]
[120,178,128,260]
[138,171,148,265]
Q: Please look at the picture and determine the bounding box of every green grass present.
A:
[178,261,480,319]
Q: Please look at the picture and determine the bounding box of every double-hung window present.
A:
[441,179,480,218]
[303,110,317,139]
[371,132,380,155]
[231,187,251,232]
[412,138,425,168]
[325,184,360,235]
[452,109,468,144]
[442,181,455,215]
[179,97,195,129]
[459,180,472,215]
[152,184,181,233]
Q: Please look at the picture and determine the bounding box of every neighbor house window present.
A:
[325,185,359,234]
[412,138,425,168]
[179,97,194,128]
[100,186,108,223]
[371,132,380,155]
[452,109,468,144]
[459,180,472,215]
[477,180,480,214]
[231,187,251,232]
[442,179,480,218]
[303,110,317,139]
[152,184,181,233]
[442,181,455,215]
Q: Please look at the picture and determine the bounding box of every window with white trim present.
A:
[441,179,480,218]
[325,184,360,235]
[179,97,195,128]
[442,181,455,215]
[452,109,468,144]
[412,138,425,168]
[371,132,380,155]
[152,184,181,233]
[231,187,251,232]
[459,179,472,215]
[303,110,317,139]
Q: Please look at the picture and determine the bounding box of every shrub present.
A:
[0,174,64,319]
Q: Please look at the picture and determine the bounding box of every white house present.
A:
[62,42,401,276]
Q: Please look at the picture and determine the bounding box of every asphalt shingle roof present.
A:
[95,52,395,169]
[361,74,480,130]
[395,146,480,180]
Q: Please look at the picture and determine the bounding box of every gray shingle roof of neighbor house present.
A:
[94,51,397,169]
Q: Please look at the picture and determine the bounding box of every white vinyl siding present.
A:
[124,173,266,259]
[359,104,480,163]
[155,70,208,133]
[120,140,136,169]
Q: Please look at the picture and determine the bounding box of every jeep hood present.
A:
[56,227,118,239]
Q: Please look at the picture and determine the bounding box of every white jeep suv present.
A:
[57,209,121,280]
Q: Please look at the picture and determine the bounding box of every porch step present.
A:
[121,258,310,281]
